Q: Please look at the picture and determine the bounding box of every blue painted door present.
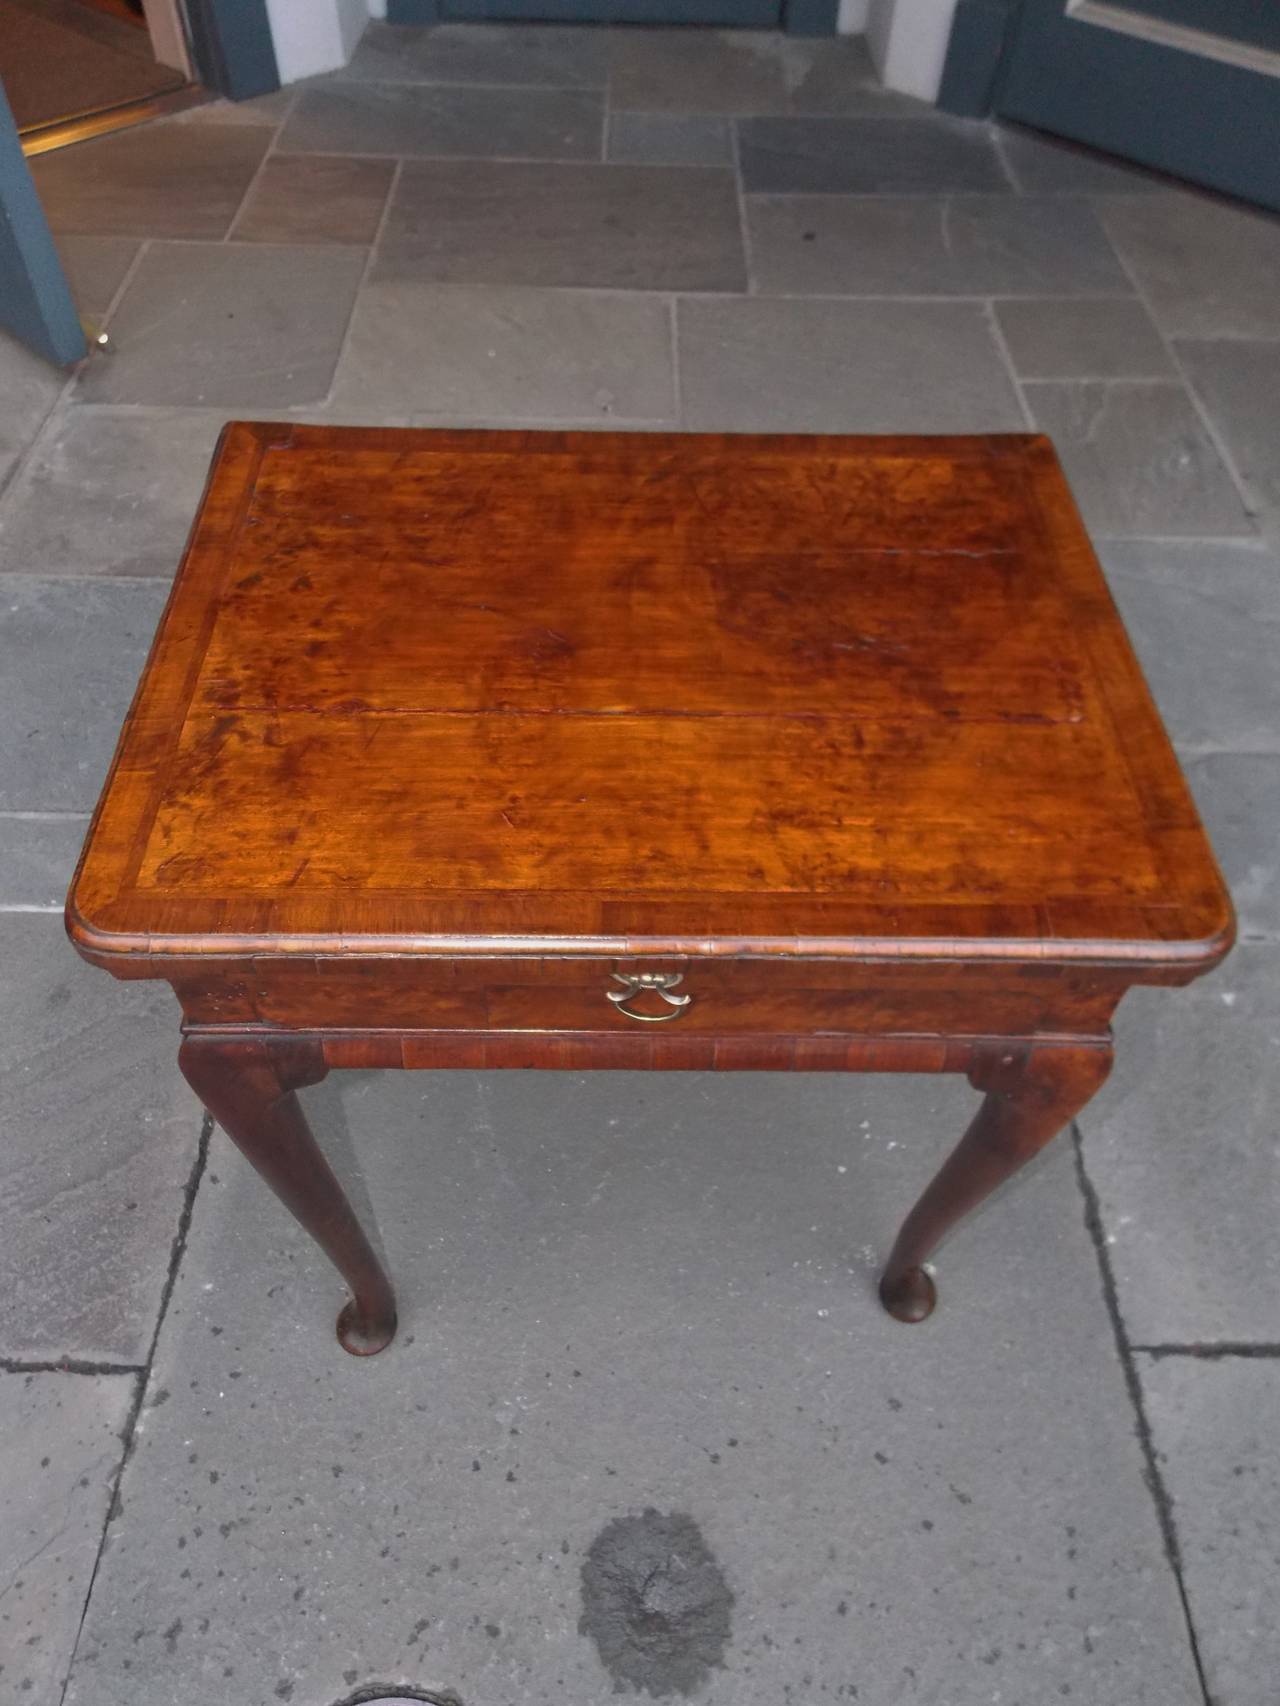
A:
[996,0,1280,211]
[0,81,84,366]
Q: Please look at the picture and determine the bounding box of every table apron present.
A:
[175,1026,1113,1074]
[164,954,1131,1039]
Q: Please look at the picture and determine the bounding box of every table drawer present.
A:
[173,955,1127,1038]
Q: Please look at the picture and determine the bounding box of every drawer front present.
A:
[173,955,1127,1038]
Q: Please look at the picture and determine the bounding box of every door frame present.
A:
[142,0,195,79]
[0,81,84,363]
[185,0,281,100]
[386,0,839,30]
[937,0,1017,113]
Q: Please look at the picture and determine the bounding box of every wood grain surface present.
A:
[68,424,1231,972]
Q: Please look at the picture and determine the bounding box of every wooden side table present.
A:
[67,426,1233,1355]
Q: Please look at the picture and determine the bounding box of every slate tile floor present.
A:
[0,22,1277,1706]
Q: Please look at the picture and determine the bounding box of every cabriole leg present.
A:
[178,1035,397,1355]
[879,1040,1113,1324]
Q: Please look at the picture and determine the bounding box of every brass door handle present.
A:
[607,971,692,1023]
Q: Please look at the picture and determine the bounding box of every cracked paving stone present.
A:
[1099,539,1280,754]
[0,336,64,493]
[0,1371,135,1706]
[0,813,87,908]
[0,575,170,812]
[1079,946,1280,1345]
[73,244,366,409]
[747,197,1129,298]
[1182,753,1280,941]
[0,915,202,1362]
[1139,1355,1280,1706]
[0,408,227,579]
[677,298,1022,433]
[1100,192,1280,340]
[1024,380,1251,537]
[1177,338,1280,543]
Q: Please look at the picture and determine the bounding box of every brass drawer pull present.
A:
[607,971,692,1023]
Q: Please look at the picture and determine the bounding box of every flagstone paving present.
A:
[2,23,1276,1706]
